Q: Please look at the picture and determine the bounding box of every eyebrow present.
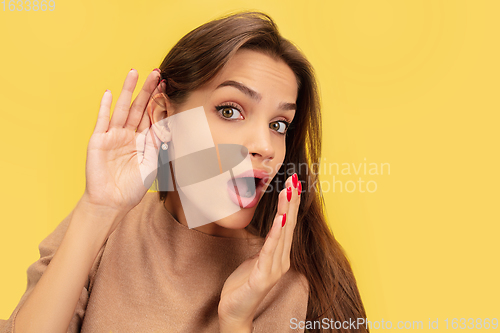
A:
[215,80,296,111]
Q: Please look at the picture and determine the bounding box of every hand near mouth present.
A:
[218,173,302,332]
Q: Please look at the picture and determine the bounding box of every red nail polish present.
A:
[292,173,298,188]
[282,214,286,227]
[153,68,160,72]
[130,68,135,72]
[298,181,302,196]
[287,187,292,202]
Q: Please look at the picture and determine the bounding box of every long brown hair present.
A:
[155,11,369,333]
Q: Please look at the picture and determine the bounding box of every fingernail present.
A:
[287,186,292,202]
[292,173,298,188]
[130,68,135,72]
[153,68,160,73]
[298,181,302,196]
[282,213,286,227]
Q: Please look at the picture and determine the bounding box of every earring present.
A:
[161,142,168,150]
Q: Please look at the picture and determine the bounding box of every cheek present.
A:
[204,110,243,145]
[274,136,287,158]
[270,138,287,174]
[206,117,228,146]
[204,110,223,143]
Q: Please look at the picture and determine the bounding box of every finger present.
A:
[257,212,284,275]
[125,70,161,131]
[282,174,301,266]
[136,117,161,163]
[277,177,292,217]
[109,69,139,129]
[137,78,165,134]
[94,90,112,134]
[259,183,288,273]
[273,177,295,273]
[136,105,151,134]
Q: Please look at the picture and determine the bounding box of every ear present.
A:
[147,92,175,144]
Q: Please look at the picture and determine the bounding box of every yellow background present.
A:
[1,0,499,331]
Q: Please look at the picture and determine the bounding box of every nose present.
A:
[244,123,275,162]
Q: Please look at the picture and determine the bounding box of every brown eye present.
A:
[221,107,234,118]
[270,121,289,134]
[215,105,243,120]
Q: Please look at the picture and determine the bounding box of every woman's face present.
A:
[156,49,297,236]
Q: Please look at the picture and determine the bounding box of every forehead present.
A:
[208,49,298,100]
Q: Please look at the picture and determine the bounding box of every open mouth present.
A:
[229,177,262,197]
[227,175,266,208]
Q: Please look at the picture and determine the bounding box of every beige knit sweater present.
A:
[1,191,309,332]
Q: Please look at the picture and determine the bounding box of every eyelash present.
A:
[214,102,291,135]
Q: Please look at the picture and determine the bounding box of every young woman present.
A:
[0,11,369,333]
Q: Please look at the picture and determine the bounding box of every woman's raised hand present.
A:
[218,173,302,332]
[83,69,162,218]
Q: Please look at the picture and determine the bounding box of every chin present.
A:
[215,208,256,229]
